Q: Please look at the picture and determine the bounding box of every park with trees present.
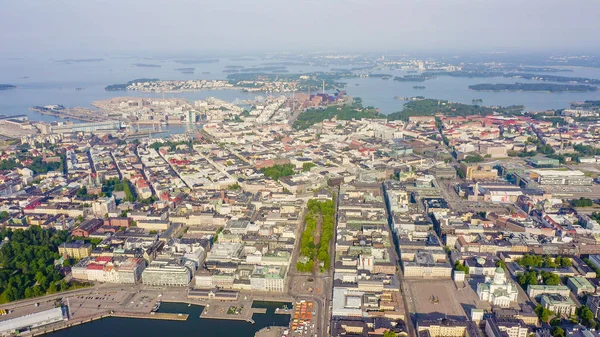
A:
[0,227,87,303]
[260,163,296,181]
[296,199,335,273]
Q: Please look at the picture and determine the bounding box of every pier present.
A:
[111,312,189,321]
[200,303,268,324]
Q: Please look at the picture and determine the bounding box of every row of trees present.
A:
[516,254,572,268]
[583,258,600,278]
[518,270,561,288]
[572,197,594,208]
[296,199,335,273]
[0,227,81,303]
[462,154,484,163]
[314,199,335,272]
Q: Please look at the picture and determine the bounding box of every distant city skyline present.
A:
[2,0,600,56]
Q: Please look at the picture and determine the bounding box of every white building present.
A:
[249,265,287,292]
[476,267,519,308]
[142,259,193,286]
[91,196,116,217]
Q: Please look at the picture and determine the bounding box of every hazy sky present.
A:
[2,0,600,56]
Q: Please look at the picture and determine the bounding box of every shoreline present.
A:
[25,298,292,337]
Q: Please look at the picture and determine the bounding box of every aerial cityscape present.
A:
[2,1,600,337]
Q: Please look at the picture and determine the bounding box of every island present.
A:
[368,73,393,79]
[503,73,600,85]
[174,59,219,64]
[0,84,16,90]
[133,63,161,68]
[393,74,435,82]
[468,82,598,92]
[55,58,104,63]
[175,67,195,74]
[239,66,287,72]
[105,78,159,91]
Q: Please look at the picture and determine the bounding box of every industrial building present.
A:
[51,121,122,134]
[530,170,593,186]
[0,307,67,335]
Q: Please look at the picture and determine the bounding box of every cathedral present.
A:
[476,267,519,308]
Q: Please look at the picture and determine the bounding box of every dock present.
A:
[200,304,267,324]
[111,312,189,321]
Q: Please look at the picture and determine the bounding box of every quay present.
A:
[27,311,188,336]
[111,312,189,321]
[200,304,268,324]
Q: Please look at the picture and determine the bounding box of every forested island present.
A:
[105,78,159,91]
[174,59,219,64]
[0,84,16,90]
[55,58,104,63]
[238,66,287,72]
[133,63,161,68]
[175,67,195,74]
[469,83,598,92]
[393,74,435,82]
[227,71,349,91]
[503,73,600,84]
[422,70,504,78]
[368,74,393,79]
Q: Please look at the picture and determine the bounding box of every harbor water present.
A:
[45,301,291,337]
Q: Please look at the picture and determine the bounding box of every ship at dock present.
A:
[152,300,161,312]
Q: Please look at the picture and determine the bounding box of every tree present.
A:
[463,154,484,163]
[227,183,241,190]
[76,186,88,198]
[551,327,565,337]
[577,305,597,329]
[535,305,554,323]
[518,271,539,288]
[0,226,80,304]
[302,162,316,172]
[454,261,470,274]
[495,260,506,270]
[260,164,296,181]
[572,197,593,208]
[541,272,561,286]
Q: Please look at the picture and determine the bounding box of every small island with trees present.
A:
[0,84,16,90]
